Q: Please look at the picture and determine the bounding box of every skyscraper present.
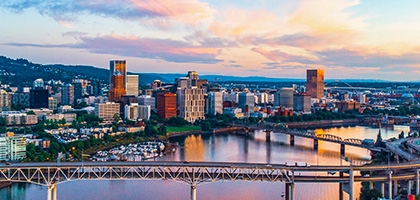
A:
[110,60,127,89]
[238,92,255,114]
[306,69,324,99]
[207,92,223,115]
[157,93,177,119]
[61,83,74,105]
[108,71,126,102]
[126,75,139,96]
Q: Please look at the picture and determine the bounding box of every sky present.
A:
[1,0,420,81]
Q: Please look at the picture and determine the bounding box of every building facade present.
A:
[108,71,126,102]
[95,102,120,121]
[0,132,26,161]
[157,93,177,119]
[109,60,127,89]
[30,88,49,109]
[306,69,324,99]
[207,92,223,115]
[238,92,255,113]
[177,88,205,122]
[293,94,311,113]
[126,75,139,96]
[61,83,74,105]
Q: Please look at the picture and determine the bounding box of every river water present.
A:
[0,126,409,200]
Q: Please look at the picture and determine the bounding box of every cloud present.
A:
[0,0,216,28]
[3,34,222,64]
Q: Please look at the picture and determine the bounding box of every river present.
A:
[0,125,410,200]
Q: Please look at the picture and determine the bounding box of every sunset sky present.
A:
[1,0,420,81]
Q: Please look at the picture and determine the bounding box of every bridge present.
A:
[234,125,372,156]
[2,161,420,200]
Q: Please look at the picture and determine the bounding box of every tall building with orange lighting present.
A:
[306,69,324,99]
[108,71,126,102]
[110,60,127,89]
[157,93,177,119]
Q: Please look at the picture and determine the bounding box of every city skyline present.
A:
[1,1,420,81]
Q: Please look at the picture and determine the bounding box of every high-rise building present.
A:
[108,71,126,102]
[207,92,223,115]
[48,97,57,111]
[110,60,127,89]
[238,92,255,113]
[126,75,139,96]
[0,90,11,111]
[257,92,268,104]
[137,95,156,112]
[177,88,205,122]
[293,94,311,113]
[61,83,74,105]
[30,88,48,109]
[157,93,177,119]
[0,132,26,161]
[124,103,139,121]
[306,69,324,99]
[138,105,151,120]
[278,88,294,108]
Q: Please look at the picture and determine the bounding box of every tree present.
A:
[399,131,405,139]
[359,188,383,200]
[375,130,385,148]
[201,121,211,131]
[158,125,167,136]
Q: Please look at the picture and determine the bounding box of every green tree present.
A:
[158,125,167,136]
[359,188,383,200]
[201,121,211,131]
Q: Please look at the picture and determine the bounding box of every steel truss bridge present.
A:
[2,161,420,200]
[239,125,368,155]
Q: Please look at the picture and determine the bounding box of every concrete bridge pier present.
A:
[191,183,197,200]
[368,181,373,190]
[416,168,419,195]
[313,139,318,150]
[381,182,385,197]
[340,144,345,156]
[339,172,344,200]
[393,180,398,197]
[408,180,412,195]
[265,130,271,141]
[285,183,295,200]
[388,171,393,200]
[349,169,354,200]
[47,184,57,200]
[290,135,295,146]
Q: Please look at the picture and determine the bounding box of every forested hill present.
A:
[0,56,107,87]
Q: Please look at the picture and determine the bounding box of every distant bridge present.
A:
[232,125,372,155]
[1,161,420,200]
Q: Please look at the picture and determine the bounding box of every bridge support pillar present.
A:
[349,169,354,200]
[340,144,345,157]
[393,180,398,197]
[368,182,373,190]
[190,183,197,200]
[285,183,294,200]
[290,135,295,146]
[416,168,419,195]
[408,180,412,195]
[381,182,385,197]
[265,130,271,142]
[339,183,343,200]
[388,170,392,200]
[313,139,318,150]
[47,184,57,200]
